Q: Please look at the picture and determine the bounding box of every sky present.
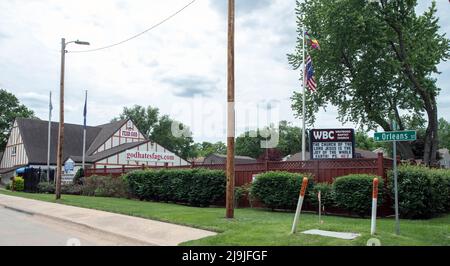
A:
[0,0,449,143]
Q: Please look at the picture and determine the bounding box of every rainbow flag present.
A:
[305,31,320,50]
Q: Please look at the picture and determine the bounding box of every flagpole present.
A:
[301,20,307,161]
[47,91,52,183]
[82,90,87,170]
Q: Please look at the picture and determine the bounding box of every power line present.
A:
[68,0,196,53]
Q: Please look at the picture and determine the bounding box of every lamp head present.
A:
[75,40,90,45]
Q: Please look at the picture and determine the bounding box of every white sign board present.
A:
[310,129,355,160]
[61,174,75,184]
[125,150,176,163]
[312,142,354,159]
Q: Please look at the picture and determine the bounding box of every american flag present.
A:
[305,55,317,92]
[83,91,87,129]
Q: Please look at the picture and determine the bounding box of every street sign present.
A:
[374,130,417,142]
[373,125,411,236]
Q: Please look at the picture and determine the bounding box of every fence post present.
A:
[291,177,309,234]
[142,164,145,170]
[164,163,169,169]
[103,166,107,174]
[122,165,125,175]
[265,160,269,172]
[371,178,379,235]
[377,153,384,179]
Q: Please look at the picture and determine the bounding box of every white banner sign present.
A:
[312,142,353,159]
[125,150,176,163]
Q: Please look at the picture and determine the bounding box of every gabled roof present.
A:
[204,154,257,164]
[17,118,101,165]
[69,141,148,163]
[0,164,27,174]
[85,119,128,155]
[210,154,256,160]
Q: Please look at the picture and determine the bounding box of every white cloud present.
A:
[0,0,448,144]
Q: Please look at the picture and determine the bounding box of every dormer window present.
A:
[11,146,17,157]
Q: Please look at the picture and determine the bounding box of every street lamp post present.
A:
[55,38,90,200]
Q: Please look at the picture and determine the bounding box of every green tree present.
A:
[0,89,35,151]
[194,142,227,157]
[114,105,196,160]
[277,121,303,156]
[438,118,450,149]
[235,130,264,159]
[236,121,307,159]
[289,0,450,165]
[151,115,197,160]
[114,105,159,138]
[355,131,378,151]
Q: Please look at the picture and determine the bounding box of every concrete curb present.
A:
[0,202,156,246]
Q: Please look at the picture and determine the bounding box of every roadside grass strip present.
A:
[1,190,448,246]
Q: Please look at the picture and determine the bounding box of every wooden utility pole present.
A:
[56,38,66,200]
[226,0,235,219]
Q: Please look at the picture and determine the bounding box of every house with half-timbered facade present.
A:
[0,118,190,184]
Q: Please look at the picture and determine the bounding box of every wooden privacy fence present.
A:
[86,153,393,185]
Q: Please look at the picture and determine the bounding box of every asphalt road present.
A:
[0,207,138,246]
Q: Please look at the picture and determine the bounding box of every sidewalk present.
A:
[0,193,216,246]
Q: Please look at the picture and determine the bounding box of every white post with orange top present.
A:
[371,178,379,235]
[291,177,309,234]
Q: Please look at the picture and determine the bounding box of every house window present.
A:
[11,146,17,157]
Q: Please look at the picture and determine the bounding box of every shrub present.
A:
[73,168,85,185]
[5,183,11,190]
[250,171,314,210]
[82,175,128,198]
[13,177,25,192]
[333,174,383,217]
[388,165,450,219]
[309,182,336,210]
[61,183,83,195]
[235,183,252,208]
[37,182,55,194]
[124,169,226,207]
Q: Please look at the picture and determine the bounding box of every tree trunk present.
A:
[386,23,439,166]
[397,142,415,160]
[423,103,439,165]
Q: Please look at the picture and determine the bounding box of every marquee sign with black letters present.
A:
[309,129,355,160]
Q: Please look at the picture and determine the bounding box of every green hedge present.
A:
[82,175,128,198]
[124,169,226,207]
[388,165,450,219]
[250,171,314,210]
[37,182,82,195]
[37,182,55,194]
[333,174,383,217]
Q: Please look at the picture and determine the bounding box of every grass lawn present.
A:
[1,189,448,246]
